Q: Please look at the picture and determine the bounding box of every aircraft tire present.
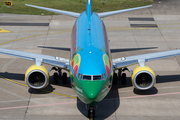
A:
[113,73,118,84]
[53,72,58,85]
[122,73,126,84]
[62,72,67,84]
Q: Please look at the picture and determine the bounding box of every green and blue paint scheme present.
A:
[70,0,113,105]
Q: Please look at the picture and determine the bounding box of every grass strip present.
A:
[0,0,154,15]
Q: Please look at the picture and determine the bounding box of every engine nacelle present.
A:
[25,64,49,89]
[131,65,156,90]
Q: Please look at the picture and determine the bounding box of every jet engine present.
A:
[131,65,156,90]
[25,64,49,89]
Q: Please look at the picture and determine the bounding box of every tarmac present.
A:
[0,0,180,119]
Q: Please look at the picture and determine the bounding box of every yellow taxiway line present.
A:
[0,29,77,99]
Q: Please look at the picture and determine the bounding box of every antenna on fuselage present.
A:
[86,0,92,17]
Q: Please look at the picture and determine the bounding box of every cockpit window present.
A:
[93,75,101,80]
[78,73,106,81]
[83,75,91,80]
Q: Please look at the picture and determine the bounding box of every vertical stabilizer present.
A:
[86,0,92,17]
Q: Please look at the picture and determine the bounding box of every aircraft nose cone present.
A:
[86,90,99,100]
[81,81,104,101]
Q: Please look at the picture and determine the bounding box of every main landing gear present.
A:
[88,105,95,120]
[51,67,67,84]
[113,68,129,85]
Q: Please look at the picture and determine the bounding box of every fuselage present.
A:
[70,11,113,105]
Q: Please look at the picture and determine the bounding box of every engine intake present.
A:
[25,64,49,89]
[131,65,156,90]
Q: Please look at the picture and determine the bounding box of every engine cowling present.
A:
[131,65,156,90]
[25,64,49,89]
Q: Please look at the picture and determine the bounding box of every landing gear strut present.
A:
[88,105,95,120]
[53,72,58,84]
[62,72,67,84]
[113,73,118,84]
[52,67,67,84]
[113,68,128,85]
[121,73,126,84]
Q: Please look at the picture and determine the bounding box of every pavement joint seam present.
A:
[10,27,22,49]
[128,17,139,49]
[23,89,32,120]
[154,17,180,70]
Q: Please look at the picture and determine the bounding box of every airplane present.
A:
[0,0,180,119]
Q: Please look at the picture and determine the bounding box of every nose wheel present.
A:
[88,106,95,120]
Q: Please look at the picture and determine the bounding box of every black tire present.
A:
[62,72,67,84]
[113,73,118,84]
[122,73,126,85]
[53,72,58,85]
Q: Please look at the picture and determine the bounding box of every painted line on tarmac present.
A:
[2,27,157,33]
[6,27,150,33]
[120,91,180,100]
[0,101,76,110]
[119,86,180,93]
[41,89,77,99]
[3,23,180,34]
[0,28,12,33]
[0,75,77,99]
[0,22,49,26]
[115,91,180,100]
[0,95,77,104]
[1,91,180,110]
[119,85,180,93]
[11,29,71,33]
[0,30,77,99]
[0,75,28,87]
[0,30,71,46]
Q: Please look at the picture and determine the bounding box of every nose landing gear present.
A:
[88,105,95,120]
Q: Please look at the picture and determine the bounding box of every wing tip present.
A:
[98,4,153,18]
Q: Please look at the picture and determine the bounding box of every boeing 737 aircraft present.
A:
[1,0,180,119]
